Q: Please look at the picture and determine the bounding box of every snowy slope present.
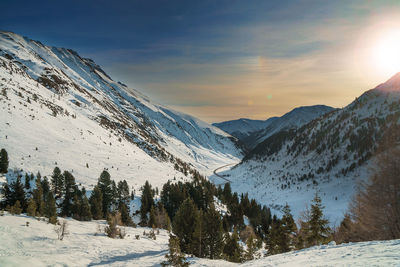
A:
[1,213,399,266]
[211,74,400,224]
[212,117,278,141]
[214,105,334,149]
[0,31,242,190]
[244,105,335,149]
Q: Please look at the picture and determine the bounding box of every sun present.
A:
[374,31,400,76]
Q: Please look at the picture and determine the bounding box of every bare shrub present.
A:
[239,225,256,243]
[54,220,68,240]
[105,212,125,239]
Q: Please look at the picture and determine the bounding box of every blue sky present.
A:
[2,0,400,121]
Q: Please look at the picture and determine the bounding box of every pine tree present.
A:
[24,173,31,191]
[265,215,284,255]
[117,180,130,205]
[161,235,189,267]
[41,177,50,201]
[72,194,81,220]
[10,200,22,215]
[27,198,37,217]
[172,198,199,254]
[192,209,204,258]
[44,191,57,223]
[32,175,44,216]
[119,202,133,226]
[140,180,154,226]
[245,234,257,261]
[51,167,64,200]
[0,182,12,209]
[11,176,27,212]
[79,193,92,221]
[223,227,242,263]
[306,193,331,247]
[202,204,224,259]
[89,185,103,220]
[280,203,297,252]
[148,205,157,228]
[61,171,76,217]
[98,170,114,217]
[0,148,9,173]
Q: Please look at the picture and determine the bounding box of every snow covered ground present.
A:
[0,213,399,266]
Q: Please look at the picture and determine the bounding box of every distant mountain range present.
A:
[213,105,334,149]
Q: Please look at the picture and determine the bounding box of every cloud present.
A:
[96,1,400,122]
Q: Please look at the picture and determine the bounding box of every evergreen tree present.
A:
[172,198,199,254]
[119,202,133,226]
[89,185,103,220]
[10,200,22,215]
[161,181,186,219]
[41,177,50,201]
[111,180,118,210]
[202,204,224,259]
[192,209,204,258]
[148,205,157,228]
[72,194,81,220]
[26,198,37,217]
[161,235,189,267]
[259,206,272,240]
[245,234,257,261]
[140,180,154,226]
[222,183,232,204]
[44,191,57,223]
[280,203,297,252]
[306,193,331,246]
[0,148,9,173]
[32,175,44,215]
[61,171,76,217]
[11,176,27,212]
[223,227,242,263]
[24,173,31,191]
[0,182,12,209]
[265,215,283,255]
[51,167,64,200]
[117,180,130,205]
[98,170,114,217]
[79,193,92,221]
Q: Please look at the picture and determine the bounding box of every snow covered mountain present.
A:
[214,105,334,149]
[0,31,242,190]
[212,117,278,143]
[211,74,400,224]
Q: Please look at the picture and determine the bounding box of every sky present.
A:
[2,0,400,122]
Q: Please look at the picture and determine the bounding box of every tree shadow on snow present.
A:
[88,249,167,266]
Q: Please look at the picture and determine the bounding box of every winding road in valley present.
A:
[213,163,235,183]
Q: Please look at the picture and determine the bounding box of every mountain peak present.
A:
[375,72,400,92]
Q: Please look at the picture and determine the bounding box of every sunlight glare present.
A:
[375,30,400,76]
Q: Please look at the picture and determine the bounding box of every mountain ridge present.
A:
[0,31,242,190]
[213,105,335,149]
